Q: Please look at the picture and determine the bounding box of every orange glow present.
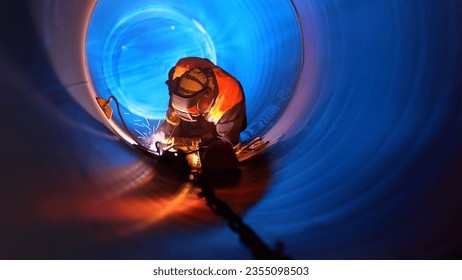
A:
[37,159,271,238]
[38,182,207,237]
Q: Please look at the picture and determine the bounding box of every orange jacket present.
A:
[166,57,246,145]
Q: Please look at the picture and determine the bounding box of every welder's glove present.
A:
[150,120,177,153]
[149,130,166,154]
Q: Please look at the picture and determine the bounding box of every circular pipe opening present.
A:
[27,0,462,259]
[86,0,309,146]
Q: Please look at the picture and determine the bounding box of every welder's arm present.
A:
[151,105,180,147]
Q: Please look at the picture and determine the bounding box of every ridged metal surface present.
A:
[0,0,461,259]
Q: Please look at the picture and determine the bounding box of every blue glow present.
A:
[3,0,462,260]
[86,0,303,142]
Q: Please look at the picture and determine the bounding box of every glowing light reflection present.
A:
[86,0,304,143]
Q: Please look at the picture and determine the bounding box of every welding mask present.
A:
[167,68,217,122]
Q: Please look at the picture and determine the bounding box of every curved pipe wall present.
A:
[86,0,305,145]
[1,0,461,259]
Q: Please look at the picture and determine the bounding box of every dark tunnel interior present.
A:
[1,0,462,259]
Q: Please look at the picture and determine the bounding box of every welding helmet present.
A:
[168,68,217,122]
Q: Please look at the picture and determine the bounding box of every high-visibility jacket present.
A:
[164,57,247,145]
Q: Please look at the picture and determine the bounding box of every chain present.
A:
[193,173,290,260]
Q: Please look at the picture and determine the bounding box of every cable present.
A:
[100,96,288,259]
[194,173,291,260]
[104,95,163,159]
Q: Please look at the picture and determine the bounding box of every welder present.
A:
[153,57,247,171]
